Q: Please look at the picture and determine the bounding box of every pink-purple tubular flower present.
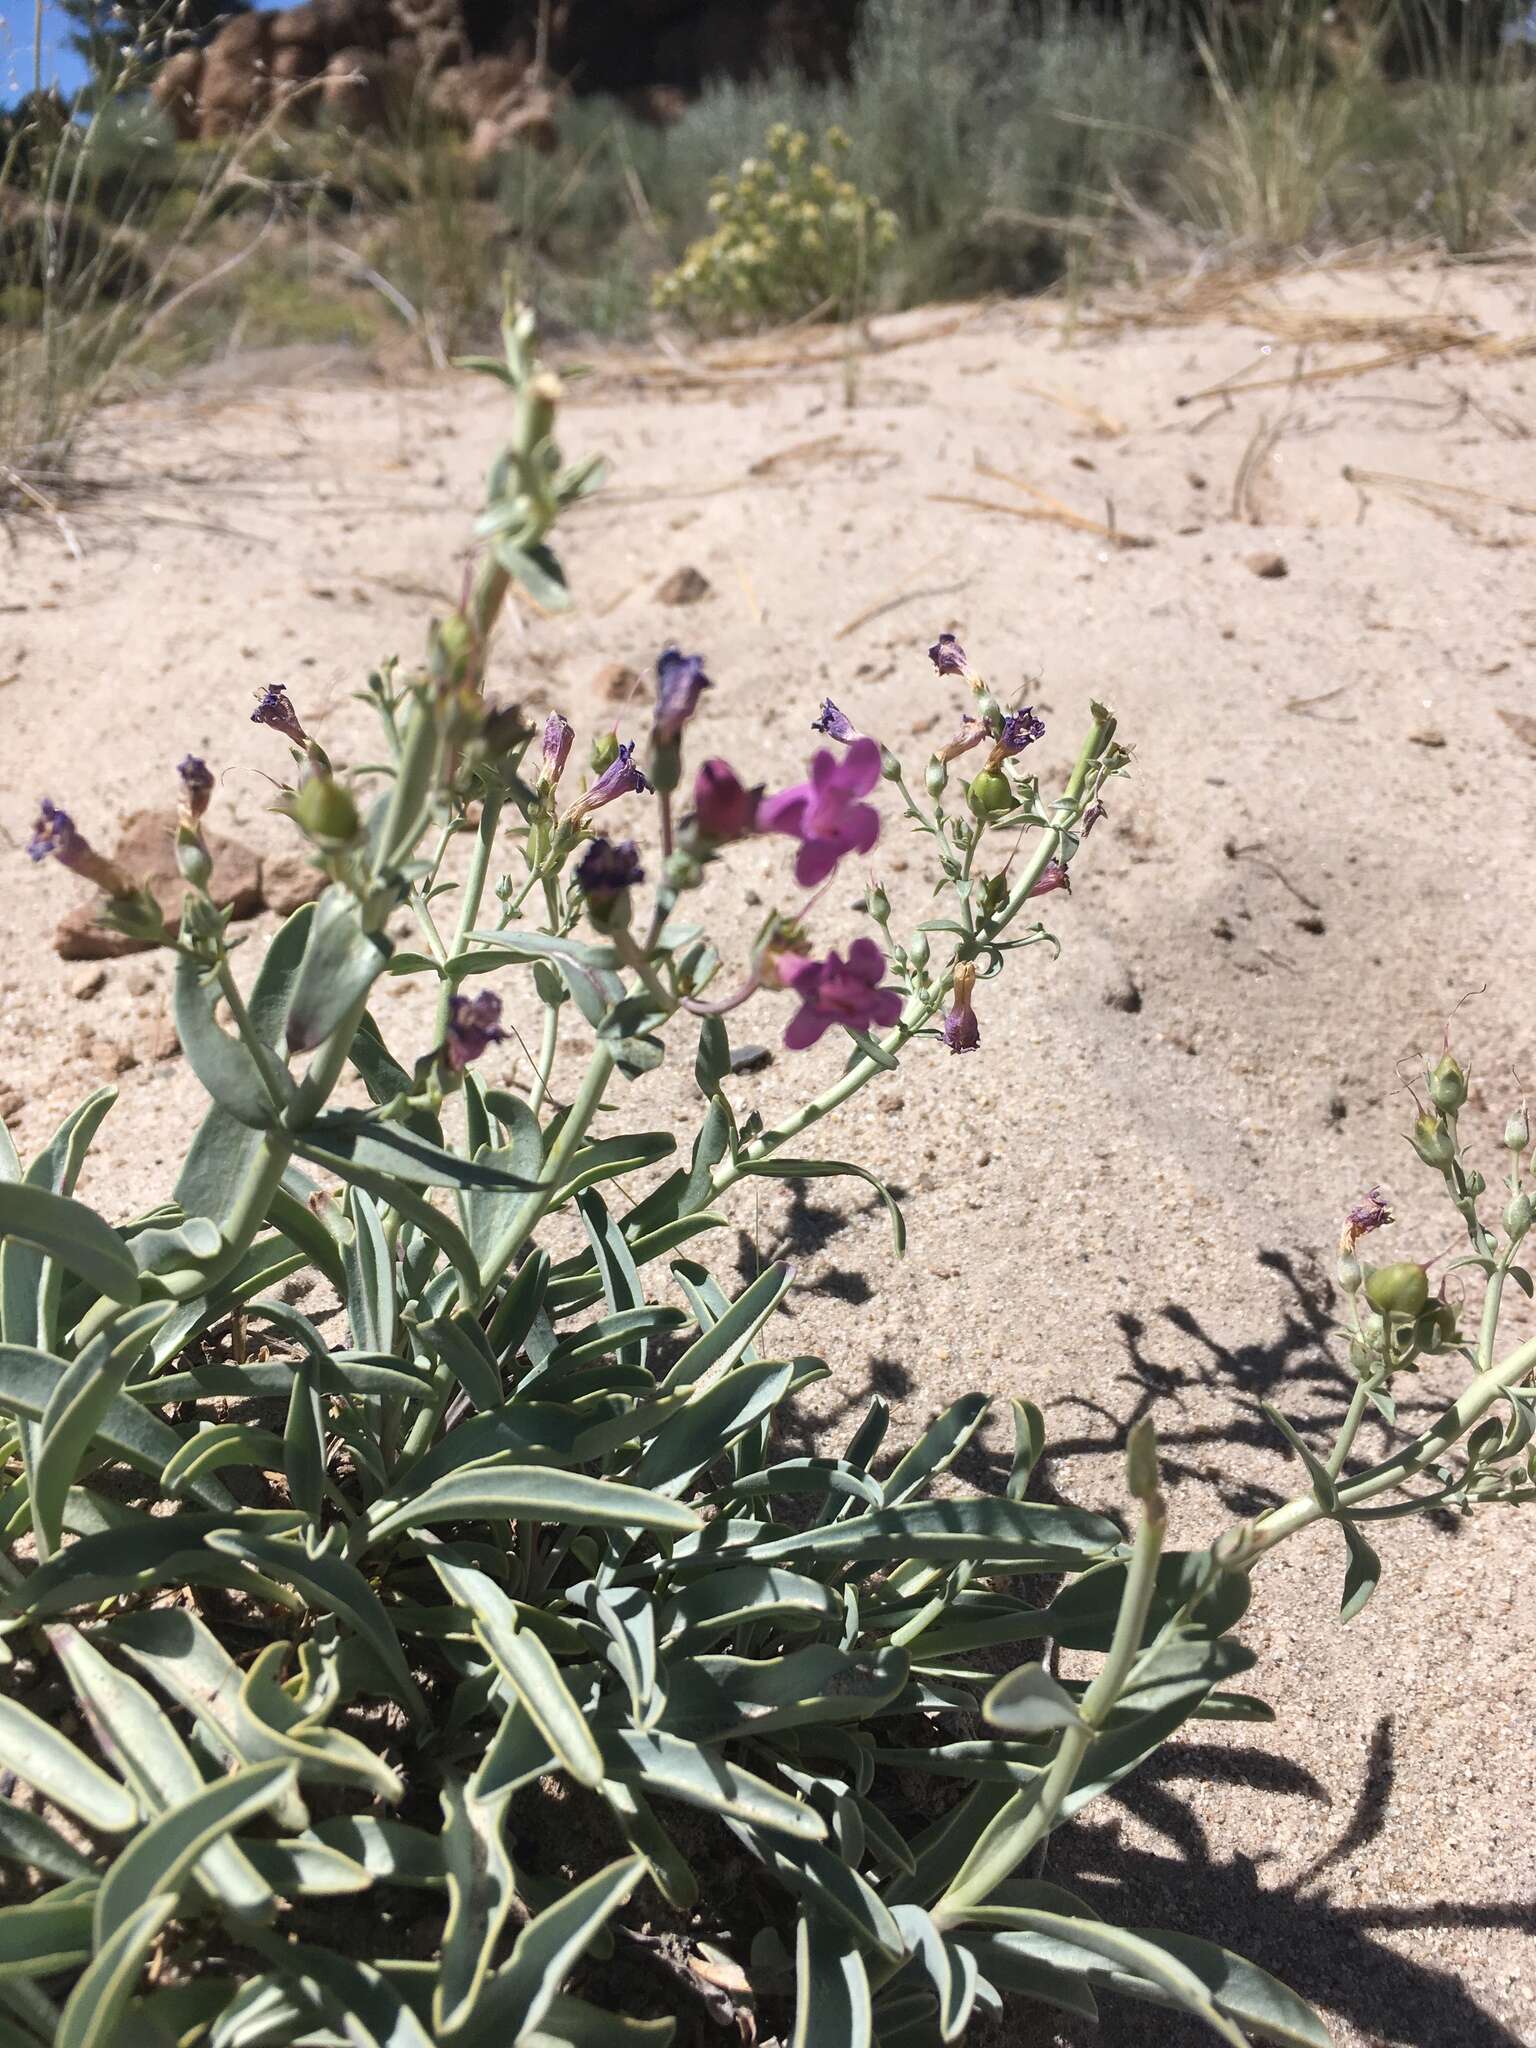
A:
[1029,859,1070,899]
[568,740,652,820]
[576,836,644,900]
[779,937,904,1050]
[811,699,859,744]
[758,737,883,888]
[997,707,1045,755]
[444,991,507,1071]
[928,633,970,679]
[540,713,575,787]
[653,647,711,744]
[1343,1186,1393,1249]
[178,756,213,821]
[27,799,88,867]
[692,759,760,843]
[251,684,307,745]
[942,963,981,1054]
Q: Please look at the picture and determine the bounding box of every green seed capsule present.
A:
[1336,1255,1363,1295]
[907,930,930,969]
[293,775,360,847]
[925,757,948,799]
[1505,1108,1530,1153]
[966,770,1012,820]
[1428,1052,1468,1113]
[1504,1192,1533,1239]
[866,883,890,923]
[1363,1262,1430,1318]
[1411,1113,1456,1169]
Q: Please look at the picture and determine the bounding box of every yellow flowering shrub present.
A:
[653,123,897,331]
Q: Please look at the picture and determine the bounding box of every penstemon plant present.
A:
[1,307,1531,2048]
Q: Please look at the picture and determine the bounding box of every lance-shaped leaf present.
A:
[0,1694,137,1835]
[601,1728,824,1841]
[880,1395,990,1507]
[308,1817,446,1889]
[454,1857,645,2047]
[0,1187,139,1311]
[433,1557,603,1788]
[1117,1929,1332,2048]
[285,888,393,1055]
[32,1305,168,1557]
[174,952,284,1129]
[418,1313,502,1413]
[241,1833,373,1898]
[722,1497,1120,1573]
[266,1946,435,2048]
[94,1761,295,1948]
[299,1113,539,1193]
[735,1155,907,1257]
[889,1905,979,2043]
[231,1641,405,1806]
[367,1466,702,1544]
[436,1778,518,2036]
[0,1893,95,1980]
[0,1795,100,1883]
[983,1663,1087,1738]
[1339,1517,1381,1623]
[793,1914,871,2048]
[525,1996,677,2048]
[660,1263,793,1393]
[739,1825,903,1961]
[50,1625,274,1919]
[629,1361,793,1496]
[659,1566,838,1650]
[660,1645,909,1743]
[202,1531,425,1722]
[8,1511,302,1617]
[56,1892,177,2048]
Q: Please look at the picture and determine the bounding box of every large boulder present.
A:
[322,45,398,128]
[151,48,204,141]
[197,9,274,135]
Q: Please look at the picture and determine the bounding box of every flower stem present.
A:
[474,1040,616,1308]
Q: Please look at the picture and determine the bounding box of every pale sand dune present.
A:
[3,264,1535,2045]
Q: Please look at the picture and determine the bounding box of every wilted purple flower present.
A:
[779,938,904,1051]
[1080,799,1107,837]
[566,740,652,822]
[251,684,307,746]
[26,799,134,897]
[996,707,1045,756]
[928,633,970,679]
[1343,1186,1393,1250]
[653,647,711,745]
[758,737,882,889]
[178,755,213,822]
[692,758,760,843]
[28,798,87,867]
[540,712,575,788]
[576,835,644,901]
[937,716,986,765]
[1029,860,1070,899]
[811,698,859,745]
[444,991,507,1072]
[942,962,981,1055]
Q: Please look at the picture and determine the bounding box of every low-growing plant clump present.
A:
[2,309,1535,2048]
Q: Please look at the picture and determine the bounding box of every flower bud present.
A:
[1428,1053,1468,1113]
[1363,1262,1430,1318]
[1410,1113,1455,1169]
[879,745,902,783]
[974,691,1000,725]
[1504,1191,1533,1240]
[664,847,705,892]
[1336,1254,1363,1294]
[907,929,929,970]
[1505,1107,1530,1153]
[175,825,212,891]
[925,757,948,799]
[293,774,361,849]
[866,883,890,924]
[966,769,1012,820]
[1463,1167,1486,1199]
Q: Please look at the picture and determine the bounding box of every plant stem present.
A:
[435,791,504,1040]
[934,1482,1167,1923]
[529,1003,559,1115]
[1242,1326,1536,1562]
[474,1041,616,1308]
[1325,1381,1371,1481]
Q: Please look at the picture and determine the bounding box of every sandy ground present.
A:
[4,258,1536,2046]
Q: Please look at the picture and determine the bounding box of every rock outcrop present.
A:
[153,0,859,151]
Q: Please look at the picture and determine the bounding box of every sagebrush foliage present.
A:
[3,311,1534,2048]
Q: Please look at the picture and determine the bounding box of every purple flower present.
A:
[1029,859,1070,899]
[444,991,507,1072]
[26,799,133,897]
[27,798,88,867]
[576,835,644,900]
[1080,799,1107,836]
[928,633,970,679]
[654,647,712,745]
[779,938,904,1051]
[1343,1186,1393,1250]
[178,755,213,821]
[540,712,575,788]
[567,740,651,821]
[811,698,859,745]
[942,963,981,1054]
[692,758,760,843]
[251,684,307,746]
[996,707,1045,756]
[758,737,883,889]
